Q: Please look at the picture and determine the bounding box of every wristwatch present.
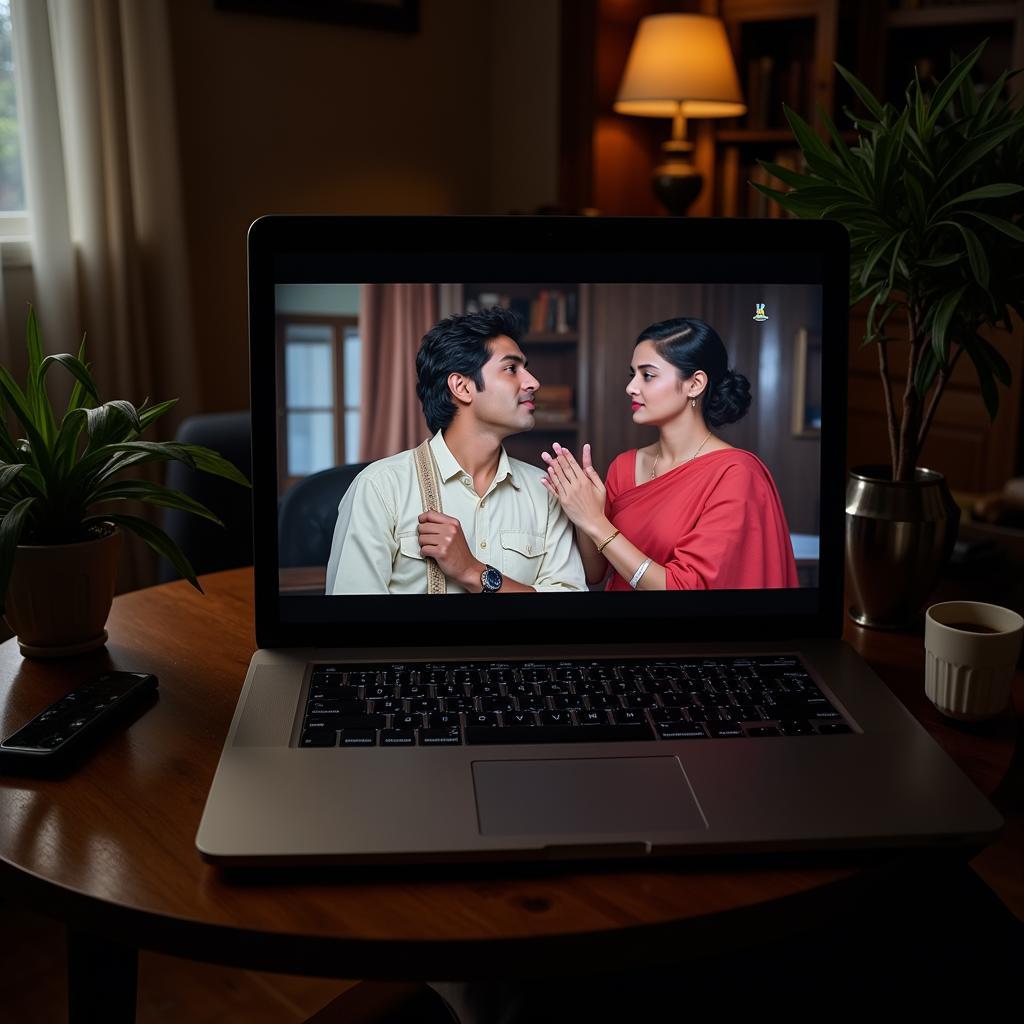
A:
[480,564,503,593]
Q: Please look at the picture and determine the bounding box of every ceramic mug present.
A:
[924,601,1023,721]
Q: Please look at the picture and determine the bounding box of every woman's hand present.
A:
[540,442,607,535]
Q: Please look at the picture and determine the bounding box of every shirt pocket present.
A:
[397,533,426,562]
[499,531,545,584]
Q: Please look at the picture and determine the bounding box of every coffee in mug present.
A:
[924,601,1023,720]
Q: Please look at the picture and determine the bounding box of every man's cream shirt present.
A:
[324,431,586,594]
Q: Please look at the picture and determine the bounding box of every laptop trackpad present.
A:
[472,757,705,836]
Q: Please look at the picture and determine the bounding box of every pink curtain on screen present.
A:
[358,284,437,461]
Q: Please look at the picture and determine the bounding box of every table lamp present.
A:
[614,13,746,215]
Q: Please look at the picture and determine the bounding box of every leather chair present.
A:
[160,412,253,583]
[278,462,370,567]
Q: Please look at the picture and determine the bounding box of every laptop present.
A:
[196,215,1003,866]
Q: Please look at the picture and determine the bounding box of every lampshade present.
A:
[614,13,746,119]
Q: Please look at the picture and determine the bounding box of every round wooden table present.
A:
[0,570,1018,1020]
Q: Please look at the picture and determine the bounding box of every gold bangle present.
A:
[596,529,620,554]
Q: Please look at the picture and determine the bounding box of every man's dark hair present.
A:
[416,307,524,433]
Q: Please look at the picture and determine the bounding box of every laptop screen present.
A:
[250,218,847,648]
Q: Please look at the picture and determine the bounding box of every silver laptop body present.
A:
[196,216,1003,866]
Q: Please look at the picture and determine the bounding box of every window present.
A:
[0,0,28,241]
[277,315,360,490]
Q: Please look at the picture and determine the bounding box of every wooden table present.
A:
[0,569,1019,1021]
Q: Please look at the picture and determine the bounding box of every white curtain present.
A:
[11,0,199,591]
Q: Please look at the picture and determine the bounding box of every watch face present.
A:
[481,565,503,592]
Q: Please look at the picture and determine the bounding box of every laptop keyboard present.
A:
[297,656,853,747]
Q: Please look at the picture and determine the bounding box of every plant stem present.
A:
[896,306,924,481]
[877,339,899,474]
[917,343,965,452]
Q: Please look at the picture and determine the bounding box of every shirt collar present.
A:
[430,431,521,491]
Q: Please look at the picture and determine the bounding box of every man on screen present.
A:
[324,307,586,594]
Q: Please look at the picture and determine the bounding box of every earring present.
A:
[691,398,696,409]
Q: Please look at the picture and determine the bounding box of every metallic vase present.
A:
[845,466,960,630]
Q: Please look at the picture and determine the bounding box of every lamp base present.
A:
[652,159,703,217]
[651,137,702,215]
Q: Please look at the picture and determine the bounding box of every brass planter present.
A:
[3,525,122,657]
[845,466,959,630]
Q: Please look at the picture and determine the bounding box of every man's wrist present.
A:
[461,559,487,591]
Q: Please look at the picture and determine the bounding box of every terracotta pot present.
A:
[3,525,122,658]
[845,466,959,630]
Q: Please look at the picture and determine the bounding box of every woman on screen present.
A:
[540,317,798,590]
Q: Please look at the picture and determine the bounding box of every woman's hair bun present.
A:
[703,369,751,427]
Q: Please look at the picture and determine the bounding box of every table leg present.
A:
[67,927,138,1024]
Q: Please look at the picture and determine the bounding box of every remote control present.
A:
[0,671,158,774]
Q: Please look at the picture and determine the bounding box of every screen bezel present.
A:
[250,215,849,649]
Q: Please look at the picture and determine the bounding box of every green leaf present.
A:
[963,342,1000,420]
[178,444,251,489]
[974,70,1010,128]
[87,480,224,526]
[962,210,1024,242]
[40,352,101,407]
[835,62,885,122]
[138,398,178,431]
[936,122,1022,192]
[782,104,843,179]
[930,285,968,363]
[971,335,1012,387]
[914,347,940,397]
[84,401,143,451]
[0,495,36,615]
[936,182,1024,214]
[948,221,990,287]
[87,513,203,592]
[860,234,898,286]
[757,159,810,190]
[69,440,198,495]
[925,40,987,135]
[917,253,961,267]
[0,364,51,478]
[0,463,25,492]
[749,181,826,218]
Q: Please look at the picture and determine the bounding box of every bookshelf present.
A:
[461,283,588,467]
[701,0,1023,218]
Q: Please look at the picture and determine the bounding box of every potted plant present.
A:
[0,309,250,656]
[754,41,1024,627]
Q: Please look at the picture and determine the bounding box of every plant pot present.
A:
[3,525,122,658]
[845,466,960,630]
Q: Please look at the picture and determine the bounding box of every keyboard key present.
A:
[747,726,782,737]
[505,712,538,727]
[420,727,462,746]
[817,723,853,734]
[588,694,620,710]
[468,713,500,728]
[336,714,387,730]
[708,723,745,738]
[650,708,684,723]
[779,719,814,736]
[339,730,376,746]
[301,729,337,747]
[409,699,438,714]
[551,695,585,710]
[611,709,645,725]
[466,724,653,745]
[575,710,610,725]
[393,713,425,730]
[444,697,476,714]
[539,710,571,726]
[380,729,416,746]
[656,723,708,740]
[428,712,461,728]
[481,697,517,713]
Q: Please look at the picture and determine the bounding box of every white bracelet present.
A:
[628,557,652,590]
